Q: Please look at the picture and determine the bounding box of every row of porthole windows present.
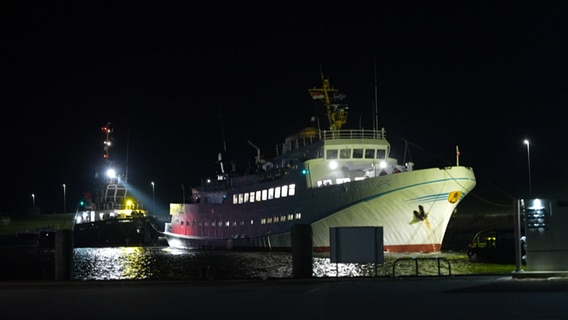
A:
[260,212,302,224]
[326,148,386,160]
[175,212,302,228]
[232,184,296,204]
[175,219,247,227]
[316,176,368,187]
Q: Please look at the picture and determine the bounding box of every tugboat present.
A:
[163,73,477,252]
[72,123,161,247]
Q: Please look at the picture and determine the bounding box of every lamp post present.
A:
[32,193,35,207]
[63,184,66,213]
[151,181,155,213]
[523,139,532,195]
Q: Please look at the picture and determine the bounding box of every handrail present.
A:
[277,128,387,155]
[321,129,386,140]
[392,257,452,277]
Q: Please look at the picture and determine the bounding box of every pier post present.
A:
[292,224,312,278]
[55,229,73,281]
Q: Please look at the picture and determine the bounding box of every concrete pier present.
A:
[0,276,567,318]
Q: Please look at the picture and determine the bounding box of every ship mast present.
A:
[308,72,349,131]
[102,122,112,162]
[100,122,128,206]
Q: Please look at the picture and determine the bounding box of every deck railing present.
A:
[278,128,387,155]
[321,128,386,140]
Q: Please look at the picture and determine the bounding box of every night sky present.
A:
[4,2,567,216]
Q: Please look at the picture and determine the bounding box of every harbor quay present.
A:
[1,275,567,319]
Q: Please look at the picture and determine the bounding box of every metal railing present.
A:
[321,128,386,140]
[392,257,452,277]
[278,128,387,155]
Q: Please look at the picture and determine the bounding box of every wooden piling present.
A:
[55,229,73,281]
[292,224,313,278]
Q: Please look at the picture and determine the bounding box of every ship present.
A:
[163,74,477,253]
[72,123,162,247]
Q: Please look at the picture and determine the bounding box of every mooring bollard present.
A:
[292,224,313,278]
[55,229,73,281]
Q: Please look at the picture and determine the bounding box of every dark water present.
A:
[0,245,510,281]
[1,246,291,281]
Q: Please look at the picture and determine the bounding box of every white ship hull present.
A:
[164,166,475,252]
[309,166,475,252]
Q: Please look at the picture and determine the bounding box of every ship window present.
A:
[262,189,267,201]
[249,192,255,203]
[274,216,279,222]
[326,149,338,159]
[337,178,350,184]
[295,213,301,220]
[233,194,238,204]
[225,221,230,227]
[261,218,266,224]
[204,221,209,227]
[238,193,243,204]
[376,149,386,159]
[268,188,274,200]
[288,184,295,196]
[267,217,273,223]
[365,149,375,159]
[281,185,288,197]
[232,221,237,226]
[280,215,286,222]
[256,190,261,202]
[275,186,281,198]
[353,148,363,159]
[288,214,293,221]
[250,219,254,225]
[340,148,351,159]
[244,193,249,203]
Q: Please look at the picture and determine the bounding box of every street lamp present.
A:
[151,181,155,213]
[523,139,532,195]
[32,193,35,207]
[63,184,66,213]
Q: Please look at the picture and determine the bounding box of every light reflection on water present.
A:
[74,247,159,280]
[313,254,460,277]
[1,245,490,281]
[71,248,476,281]
[72,247,295,281]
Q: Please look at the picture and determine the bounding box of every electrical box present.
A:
[523,198,568,271]
[330,226,384,264]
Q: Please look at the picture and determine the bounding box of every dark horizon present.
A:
[4,2,567,215]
